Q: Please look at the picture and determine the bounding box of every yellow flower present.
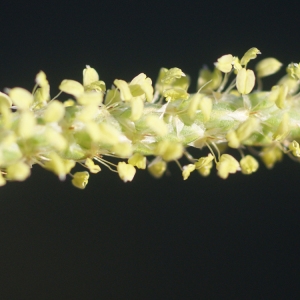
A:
[117,162,136,182]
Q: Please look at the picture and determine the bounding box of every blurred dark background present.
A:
[1,0,300,298]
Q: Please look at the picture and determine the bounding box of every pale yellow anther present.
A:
[240,155,259,174]
[226,130,240,148]
[232,57,242,71]
[214,54,233,73]
[236,117,260,142]
[187,93,201,119]
[289,140,300,157]
[85,158,101,173]
[145,115,168,137]
[148,160,167,178]
[199,96,212,122]
[161,68,186,84]
[261,147,282,169]
[0,92,12,107]
[85,121,102,142]
[117,162,136,182]
[195,154,214,177]
[130,73,154,102]
[34,72,50,104]
[77,92,103,106]
[85,121,120,144]
[269,85,280,102]
[45,128,68,151]
[255,58,282,78]
[6,161,30,181]
[128,153,146,169]
[216,154,240,179]
[273,113,289,142]
[35,71,48,87]
[130,98,144,121]
[72,171,89,189]
[63,99,75,107]
[18,110,36,139]
[269,85,288,109]
[59,79,84,97]
[98,123,120,145]
[287,63,300,79]
[155,140,183,162]
[77,103,99,122]
[83,65,99,86]
[276,85,288,109]
[240,47,261,66]
[0,103,12,129]
[0,172,6,186]
[112,142,133,158]
[163,87,189,102]
[277,75,299,95]
[236,68,255,95]
[43,100,65,123]
[182,164,196,180]
[44,152,76,180]
[197,67,222,91]
[114,79,132,101]
[9,87,34,110]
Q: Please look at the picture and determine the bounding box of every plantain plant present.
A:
[1,47,299,188]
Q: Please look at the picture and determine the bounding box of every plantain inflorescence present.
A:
[1,48,300,188]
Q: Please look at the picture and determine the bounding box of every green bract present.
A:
[0,48,299,188]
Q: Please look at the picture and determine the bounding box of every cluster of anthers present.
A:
[1,47,300,188]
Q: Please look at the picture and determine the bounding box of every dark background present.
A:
[1,0,300,298]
